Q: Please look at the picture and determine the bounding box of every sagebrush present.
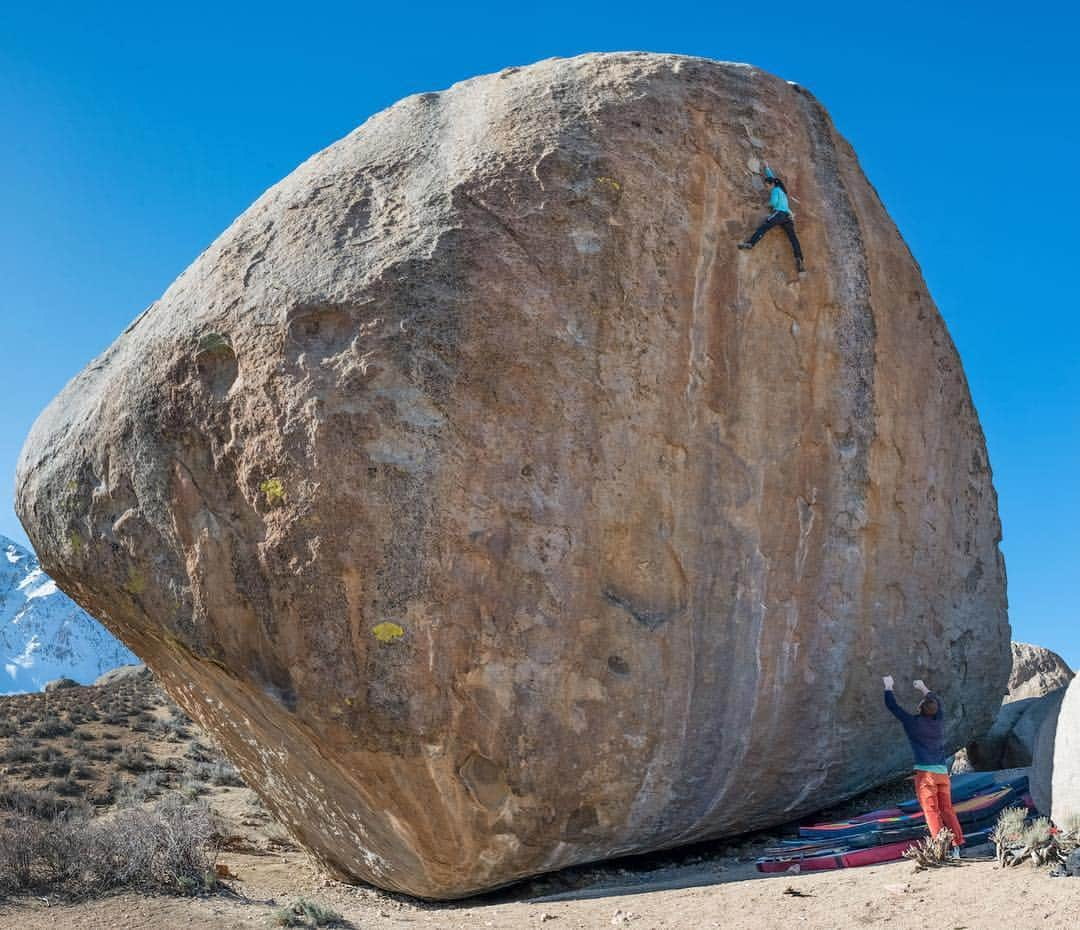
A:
[0,793,219,898]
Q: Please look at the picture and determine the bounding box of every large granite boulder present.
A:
[1006,641,1074,704]
[15,53,1010,897]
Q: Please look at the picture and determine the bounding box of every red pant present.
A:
[914,770,965,845]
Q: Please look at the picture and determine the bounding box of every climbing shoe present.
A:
[737,242,753,250]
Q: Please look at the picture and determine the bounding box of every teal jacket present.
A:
[769,185,791,214]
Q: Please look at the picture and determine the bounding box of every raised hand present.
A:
[882,675,895,690]
[913,679,929,694]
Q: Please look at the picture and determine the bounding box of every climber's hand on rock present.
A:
[913,679,929,694]
[883,676,894,690]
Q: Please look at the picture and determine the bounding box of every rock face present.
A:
[1033,677,1080,825]
[1031,694,1063,815]
[15,54,1010,897]
[1006,642,1074,704]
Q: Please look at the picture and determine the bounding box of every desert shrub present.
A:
[49,758,72,777]
[169,707,193,727]
[117,770,168,807]
[165,716,190,741]
[179,776,207,800]
[0,720,15,738]
[902,828,959,870]
[0,795,218,898]
[44,777,82,798]
[184,741,211,764]
[29,714,73,739]
[271,898,345,928]
[1,739,37,764]
[991,806,1030,846]
[117,743,148,773]
[192,760,244,788]
[131,711,156,733]
[0,784,90,820]
[70,757,93,780]
[71,729,97,744]
[1020,816,1054,847]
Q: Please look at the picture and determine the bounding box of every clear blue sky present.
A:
[2,2,1077,667]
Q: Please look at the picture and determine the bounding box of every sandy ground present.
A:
[1,848,1078,930]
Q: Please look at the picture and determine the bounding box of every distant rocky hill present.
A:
[1,535,136,694]
[1007,641,1075,703]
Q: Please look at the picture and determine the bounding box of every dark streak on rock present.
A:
[602,586,673,631]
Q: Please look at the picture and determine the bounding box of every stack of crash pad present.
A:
[756,773,1032,873]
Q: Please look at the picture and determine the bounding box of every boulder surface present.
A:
[1034,676,1080,825]
[16,53,1010,897]
[967,688,1067,771]
[1031,691,1064,815]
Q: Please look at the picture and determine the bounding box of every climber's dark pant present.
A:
[748,211,803,261]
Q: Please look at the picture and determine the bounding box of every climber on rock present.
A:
[738,167,806,273]
[882,674,965,858]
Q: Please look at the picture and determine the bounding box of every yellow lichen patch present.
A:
[372,622,405,643]
[596,176,621,192]
[259,477,286,506]
[124,570,146,596]
[68,530,83,554]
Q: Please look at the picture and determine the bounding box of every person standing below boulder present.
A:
[883,675,965,857]
[737,168,806,273]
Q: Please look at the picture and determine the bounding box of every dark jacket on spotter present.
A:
[884,690,947,767]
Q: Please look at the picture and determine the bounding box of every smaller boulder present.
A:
[1051,677,1080,827]
[1008,689,1067,765]
[42,677,80,693]
[966,696,1040,769]
[93,664,149,687]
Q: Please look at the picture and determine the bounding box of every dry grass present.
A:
[0,794,219,898]
[0,672,258,901]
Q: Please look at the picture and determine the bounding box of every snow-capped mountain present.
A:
[1,534,137,693]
